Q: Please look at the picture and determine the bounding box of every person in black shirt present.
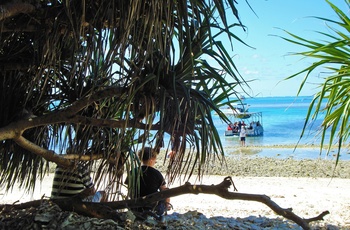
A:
[126,147,170,216]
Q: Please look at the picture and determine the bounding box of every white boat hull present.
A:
[225,126,263,137]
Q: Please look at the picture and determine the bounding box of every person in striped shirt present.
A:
[51,162,105,202]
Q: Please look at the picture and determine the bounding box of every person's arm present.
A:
[160,184,171,210]
[78,164,96,198]
[79,187,96,198]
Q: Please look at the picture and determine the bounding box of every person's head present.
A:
[138,147,158,166]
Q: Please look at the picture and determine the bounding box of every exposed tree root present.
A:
[0,176,329,230]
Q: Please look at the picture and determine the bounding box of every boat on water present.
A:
[222,103,264,137]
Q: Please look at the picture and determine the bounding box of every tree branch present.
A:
[0,87,160,138]
[0,114,159,167]
[0,3,36,21]
[13,135,121,167]
[1,177,329,230]
[14,136,72,168]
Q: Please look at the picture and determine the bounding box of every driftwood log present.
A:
[0,176,329,230]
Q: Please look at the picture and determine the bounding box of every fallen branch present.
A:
[0,176,328,230]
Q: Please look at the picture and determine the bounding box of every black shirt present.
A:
[126,165,165,198]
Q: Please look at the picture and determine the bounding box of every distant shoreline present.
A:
[157,151,350,179]
[220,144,350,160]
[223,143,342,149]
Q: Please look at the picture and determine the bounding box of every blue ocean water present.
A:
[214,96,350,160]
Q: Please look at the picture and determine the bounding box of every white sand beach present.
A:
[169,176,350,228]
[1,173,350,229]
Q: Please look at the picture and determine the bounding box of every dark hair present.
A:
[138,147,157,161]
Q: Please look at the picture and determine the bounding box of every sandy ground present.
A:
[169,176,350,228]
[1,174,350,228]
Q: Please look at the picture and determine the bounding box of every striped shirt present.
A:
[51,164,94,199]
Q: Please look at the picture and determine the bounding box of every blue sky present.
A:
[222,0,347,97]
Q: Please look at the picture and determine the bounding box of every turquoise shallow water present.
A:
[148,96,348,160]
[216,96,320,146]
[214,96,350,160]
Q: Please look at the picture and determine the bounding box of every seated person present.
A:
[51,162,105,202]
[125,147,170,216]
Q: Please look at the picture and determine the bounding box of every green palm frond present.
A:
[281,0,350,164]
[0,0,247,193]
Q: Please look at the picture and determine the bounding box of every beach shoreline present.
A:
[1,157,350,229]
[156,154,350,179]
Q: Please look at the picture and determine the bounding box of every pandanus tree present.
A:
[282,0,350,163]
[0,0,247,198]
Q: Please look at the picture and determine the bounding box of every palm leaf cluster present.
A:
[0,0,247,195]
[282,0,350,163]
